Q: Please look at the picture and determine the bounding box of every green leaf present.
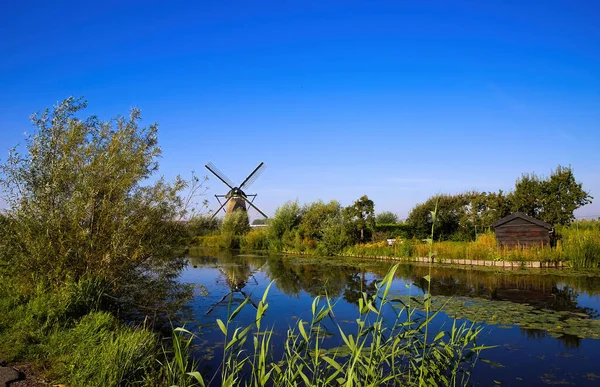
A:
[298,320,309,341]
[228,296,249,322]
[187,371,206,386]
[216,319,227,335]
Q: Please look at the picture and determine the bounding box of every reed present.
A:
[166,262,488,386]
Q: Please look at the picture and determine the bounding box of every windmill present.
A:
[205,162,268,220]
[205,265,261,315]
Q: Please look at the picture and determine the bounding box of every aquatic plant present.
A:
[170,229,489,386]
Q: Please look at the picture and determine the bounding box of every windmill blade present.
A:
[239,162,266,190]
[205,292,232,315]
[205,162,235,189]
[240,290,259,310]
[241,195,268,219]
[209,197,231,220]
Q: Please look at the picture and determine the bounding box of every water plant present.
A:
[167,263,488,386]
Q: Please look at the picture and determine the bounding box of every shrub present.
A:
[242,228,270,251]
[0,97,188,291]
[319,214,350,255]
[268,201,302,248]
[221,209,250,235]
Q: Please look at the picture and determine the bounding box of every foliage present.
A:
[0,98,195,385]
[0,276,160,386]
[407,194,470,241]
[0,97,189,288]
[298,200,341,241]
[158,327,204,387]
[557,220,600,268]
[375,211,399,224]
[43,311,157,386]
[267,200,302,251]
[222,210,251,236]
[343,195,375,242]
[318,213,350,255]
[508,165,592,225]
[242,227,270,251]
[186,215,221,238]
[374,222,413,239]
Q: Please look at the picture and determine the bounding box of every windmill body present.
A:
[205,162,268,220]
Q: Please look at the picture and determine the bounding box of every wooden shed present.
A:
[492,212,553,248]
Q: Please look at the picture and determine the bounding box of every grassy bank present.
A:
[195,220,600,268]
[0,276,161,386]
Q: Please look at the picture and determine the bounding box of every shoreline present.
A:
[274,249,568,268]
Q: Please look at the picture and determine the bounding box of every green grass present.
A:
[0,276,161,387]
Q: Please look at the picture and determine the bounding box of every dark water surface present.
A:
[177,249,600,386]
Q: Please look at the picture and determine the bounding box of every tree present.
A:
[508,173,543,217]
[460,190,511,238]
[375,211,399,224]
[0,97,190,289]
[509,165,592,225]
[298,200,341,241]
[319,213,350,255]
[344,195,375,242]
[221,209,250,235]
[267,200,302,250]
[407,194,470,240]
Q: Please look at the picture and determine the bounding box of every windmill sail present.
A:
[205,161,268,220]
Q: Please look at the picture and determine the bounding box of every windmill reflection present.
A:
[205,262,262,315]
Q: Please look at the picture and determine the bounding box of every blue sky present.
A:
[1,0,599,219]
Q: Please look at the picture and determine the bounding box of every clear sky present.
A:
[1,0,599,219]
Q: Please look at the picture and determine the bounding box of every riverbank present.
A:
[339,254,566,268]
[275,249,567,268]
[195,224,600,268]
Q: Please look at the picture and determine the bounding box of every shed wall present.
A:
[494,219,551,247]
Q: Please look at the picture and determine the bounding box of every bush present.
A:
[319,214,350,255]
[221,209,251,235]
[268,201,302,249]
[375,222,413,239]
[0,97,188,290]
[186,215,221,238]
[242,227,270,251]
[0,98,193,385]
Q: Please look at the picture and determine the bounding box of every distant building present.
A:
[492,212,553,248]
[251,218,268,228]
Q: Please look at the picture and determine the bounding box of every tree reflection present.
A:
[520,328,582,349]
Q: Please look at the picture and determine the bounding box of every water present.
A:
[177,249,600,386]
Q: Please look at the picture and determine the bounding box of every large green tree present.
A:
[344,195,375,242]
[407,194,469,240]
[298,200,341,241]
[0,97,190,289]
[509,165,592,225]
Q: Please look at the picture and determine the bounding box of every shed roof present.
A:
[491,212,553,230]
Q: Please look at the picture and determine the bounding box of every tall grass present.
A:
[167,263,488,386]
[558,221,600,268]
